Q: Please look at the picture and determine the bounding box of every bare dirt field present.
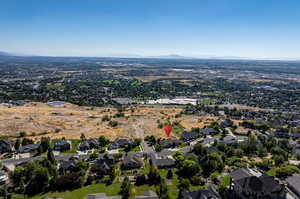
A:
[0,103,218,141]
[135,73,183,82]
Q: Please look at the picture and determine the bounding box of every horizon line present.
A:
[2,50,300,62]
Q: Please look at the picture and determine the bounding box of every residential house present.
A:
[200,137,218,146]
[121,154,143,170]
[0,171,8,185]
[108,138,133,150]
[219,135,245,145]
[18,144,40,154]
[78,140,90,151]
[94,161,111,175]
[134,190,159,199]
[78,138,100,151]
[159,138,182,149]
[273,130,290,138]
[291,133,300,139]
[54,140,71,152]
[150,152,175,169]
[88,138,100,149]
[292,143,300,156]
[202,128,217,136]
[98,153,115,165]
[229,168,286,199]
[220,119,234,129]
[108,142,119,150]
[91,155,115,175]
[59,159,77,173]
[181,131,200,142]
[182,186,222,199]
[286,173,300,198]
[115,138,132,147]
[0,140,14,153]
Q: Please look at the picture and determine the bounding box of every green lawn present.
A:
[198,99,217,105]
[172,124,185,136]
[11,183,121,199]
[221,175,231,187]
[266,167,276,177]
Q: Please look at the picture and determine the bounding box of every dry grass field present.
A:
[0,103,218,141]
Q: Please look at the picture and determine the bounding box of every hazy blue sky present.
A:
[1,0,300,59]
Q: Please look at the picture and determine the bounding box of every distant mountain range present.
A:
[0,51,12,56]
[0,50,299,61]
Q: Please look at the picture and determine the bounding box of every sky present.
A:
[1,0,300,59]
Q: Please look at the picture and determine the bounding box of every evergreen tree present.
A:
[47,148,55,164]
[166,170,173,179]
[14,139,20,151]
[120,177,133,199]
[157,179,169,199]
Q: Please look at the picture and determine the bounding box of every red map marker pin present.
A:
[164,125,173,137]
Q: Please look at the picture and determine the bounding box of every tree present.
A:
[190,176,205,186]
[144,135,156,146]
[21,138,34,146]
[177,178,190,199]
[54,173,83,191]
[14,139,21,151]
[157,179,169,199]
[242,135,258,154]
[26,166,50,195]
[178,178,190,191]
[148,165,161,185]
[275,165,300,178]
[202,152,224,176]
[177,160,201,178]
[98,136,110,147]
[166,170,173,179]
[154,143,162,152]
[40,137,50,152]
[19,131,27,138]
[108,121,118,127]
[274,155,285,166]
[120,177,133,199]
[109,166,116,184]
[173,151,185,164]
[47,148,56,164]
[193,143,206,156]
[133,138,142,147]
[80,133,86,141]
[12,161,50,196]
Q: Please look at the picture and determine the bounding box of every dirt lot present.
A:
[0,103,218,141]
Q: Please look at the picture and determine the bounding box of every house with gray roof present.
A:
[182,186,221,199]
[18,144,40,154]
[230,168,286,199]
[0,140,14,153]
[286,173,300,198]
[150,152,175,169]
[54,140,71,152]
[0,171,8,185]
[108,138,133,150]
[78,138,100,151]
[181,131,200,142]
[121,154,144,170]
[202,128,217,136]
